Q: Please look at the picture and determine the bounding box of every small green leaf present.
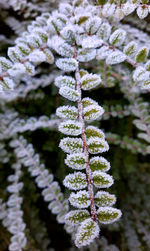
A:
[97,207,122,224]
[136,47,148,63]
[65,210,90,226]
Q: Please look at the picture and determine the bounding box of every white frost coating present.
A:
[97,207,122,224]
[86,126,105,139]
[133,67,149,82]
[82,97,98,107]
[114,7,124,20]
[51,38,74,57]
[59,137,83,154]
[55,75,76,89]
[106,51,126,65]
[69,190,90,209]
[65,210,90,226]
[77,48,96,62]
[95,191,116,207]
[29,50,46,63]
[137,6,149,19]
[82,36,103,49]
[59,120,82,136]
[1,77,15,90]
[90,156,110,172]
[96,46,112,60]
[92,171,114,188]
[87,137,109,154]
[102,3,116,17]
[83,105,104,121]
[0,57,13,71]
[56,106,78,120]
[97,22,111,41]
[8,63,26,77]
[63,172,87,190]
[122,3,136,16]
[85,17,102,34]
[109,29,126,47]
[123,41,138,57]
[81,73,102,90]
[56,58,78,72]
[75,218,100,248]
[65,153,86,170]
[59,86,80,102]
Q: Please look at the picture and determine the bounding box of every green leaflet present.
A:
[65,210,90,226]
[95,191,116,207]
[97,207,122,224]
[75,218,100,248]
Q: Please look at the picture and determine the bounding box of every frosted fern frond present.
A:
[65,210,90,226]
[97,207,122,224]
[63,172,87,190]
[75,218,100,248]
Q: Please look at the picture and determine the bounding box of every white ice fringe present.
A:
[56,106,78,120]
[133,67,148,82]
[97,207,122,224]
[65,153,86,170]
[63,172,87,190]
[81,73,102,90]
[59,86,80,102]
[56,58,78,72]
[83,105,104,121]
[59,137,83,154]
[69,190,90,209]
[75,218,100,248]
[59,120,82,136]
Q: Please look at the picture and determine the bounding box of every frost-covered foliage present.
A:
[0,0,150,250]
